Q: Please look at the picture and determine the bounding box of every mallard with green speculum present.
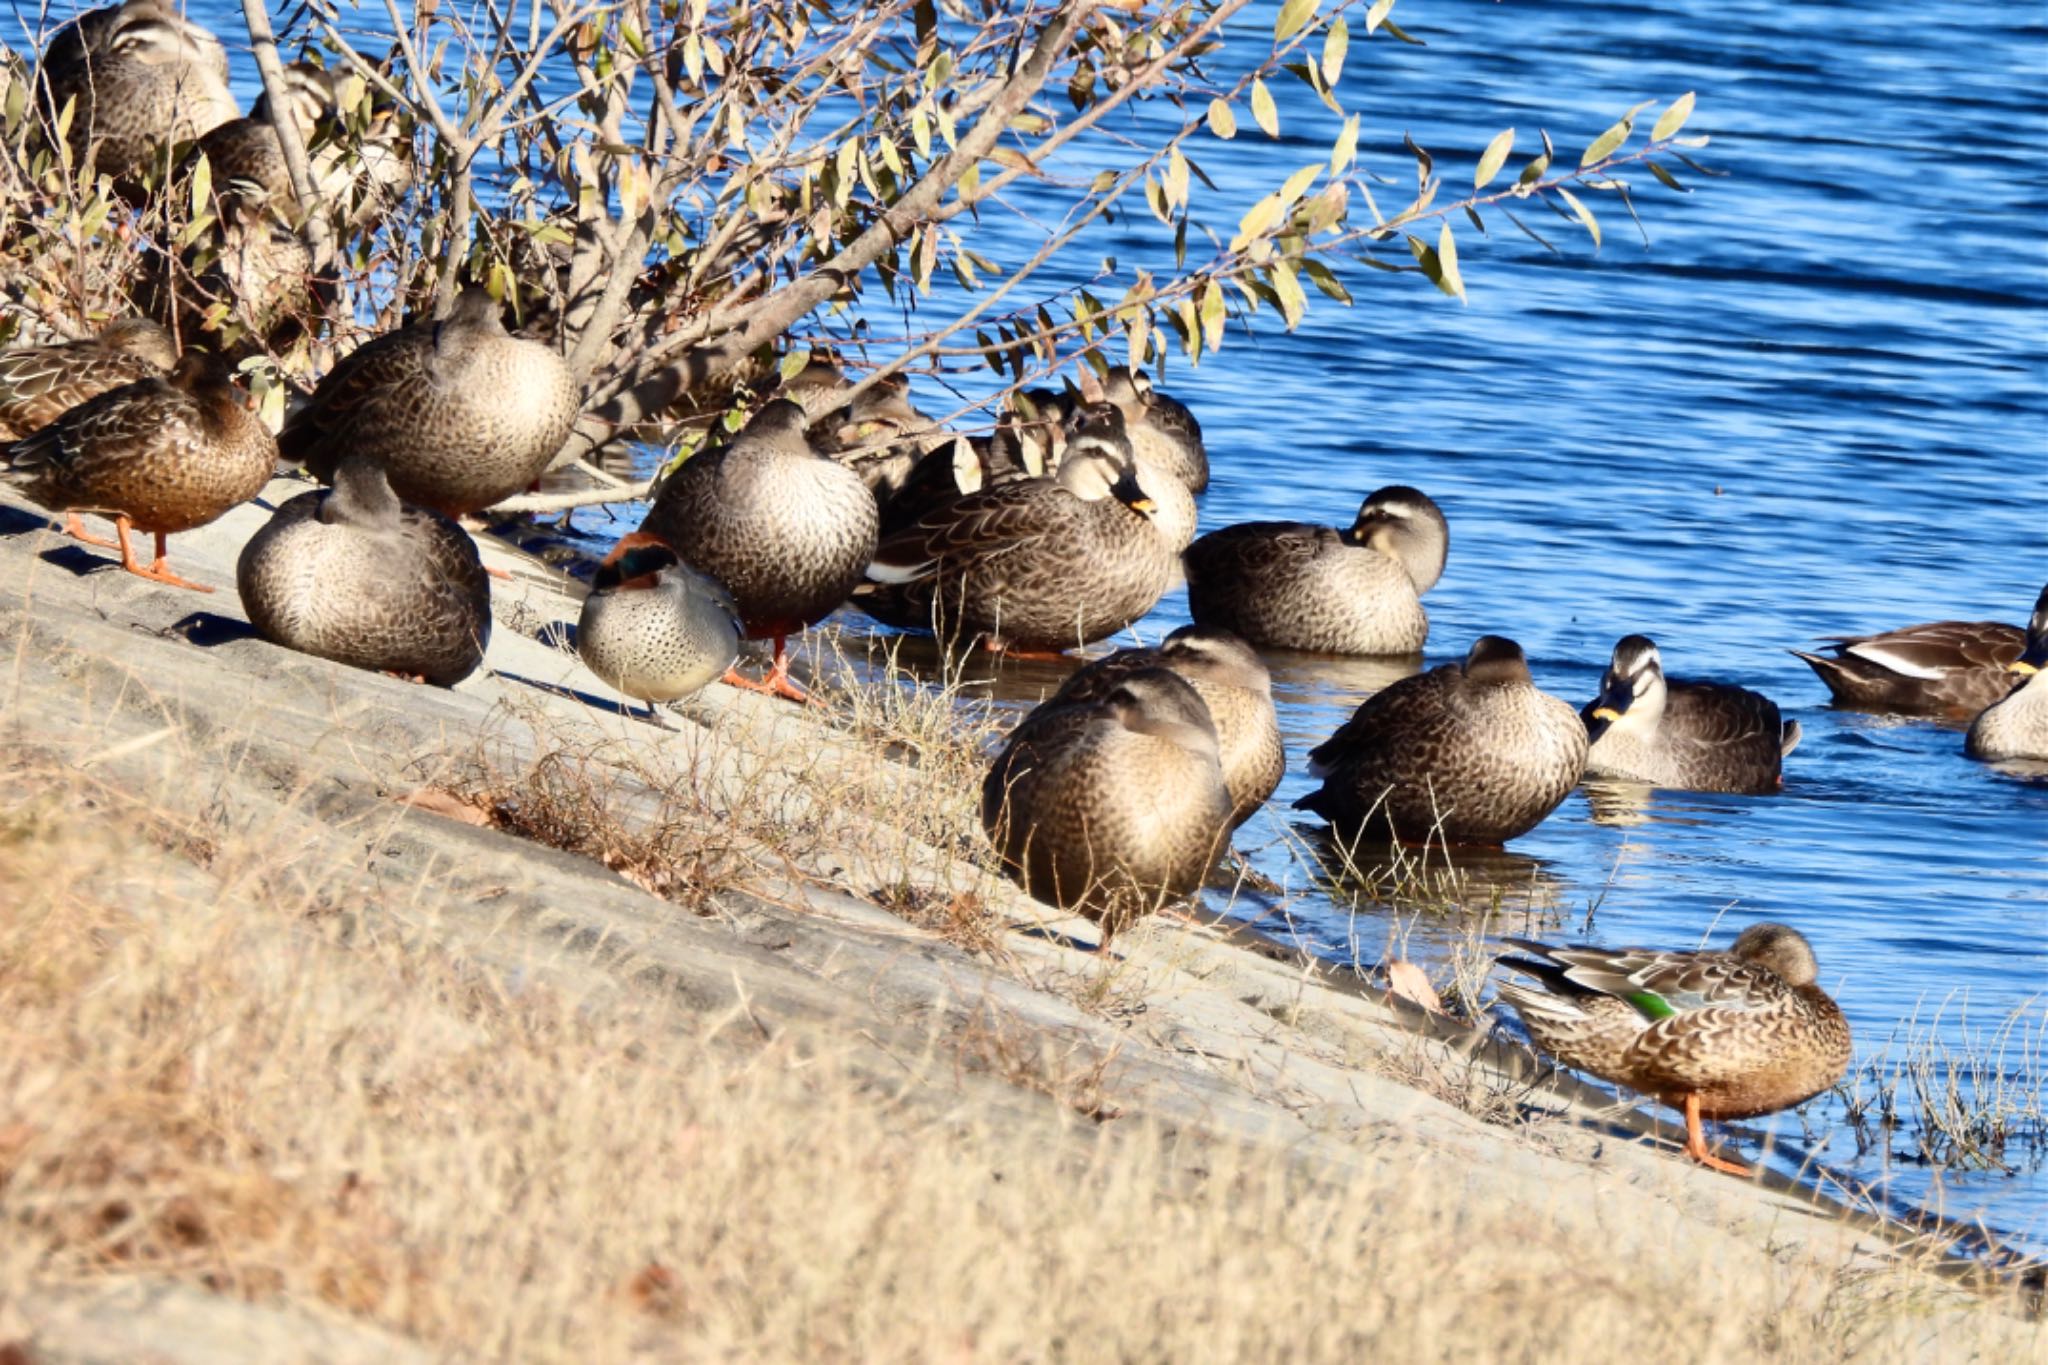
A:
[1493,922,1852,1176]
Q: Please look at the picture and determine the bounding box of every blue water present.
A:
[134,0,2048,1246]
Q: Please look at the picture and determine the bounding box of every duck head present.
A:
[1584,634,1668,741]
[1345,485,1448,593]
[1462,635,1533,688]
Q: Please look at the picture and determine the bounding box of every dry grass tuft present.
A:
[1838,994,2048,1174]
[0,742,2041,1359]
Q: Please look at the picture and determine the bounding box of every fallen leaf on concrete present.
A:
[393,788,492,827]
[1384,960,1446,1016]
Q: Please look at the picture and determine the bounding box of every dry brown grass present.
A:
[1,745,2041,1361]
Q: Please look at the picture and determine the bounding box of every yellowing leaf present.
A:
[1280,162,1321,204]
[1651,91,1696,143]
[1251,78,1280,138]
[1580,116,1632,167]
[1233,191,1284,249]
[1436,221,1465,301]
[1275,0,1317,41]
[1474,127,1514,189]
[1199,280,1227,353]
[1365,0,1396,33]
[1556,185,1601,248]
[1207,98,1237,139]
[1322,18,1349,86]
[1166,146,1190,208]
[1331,113,1359,174]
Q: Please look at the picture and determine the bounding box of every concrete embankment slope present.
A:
[0,479,2034,1357]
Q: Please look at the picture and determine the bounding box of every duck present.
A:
[878,414,1055,539]
[1100,364,1207,493]
[1184,486,1449,655]
[192,61,411,239]
[1789,610,2025,716]
[1089,368,1199,553]
[0,318,177,441]
[1582,635,1800,795]
[817,374,935,506]
[857,402,1176,654]
[1295,635,1586,846]
[577,531,743,711]
[278,285,580,517]
[1965,585,2048,762]
[982,667,1234,941]
[236,456,491,684]
[639,398,879,700]
[1047,625,1283,828]
[36,1,238,180]
[1493,922,1852,1176]
[3,350,274,591]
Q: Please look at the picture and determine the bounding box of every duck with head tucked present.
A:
[858,402,1175,655]
[3,350,274,591]
[1048,625,1283,830]
[35,0,238,180]
[577,532,743,715]
[237,456,491,685]
[1789,609,2025,716]
[640,399,879,701]
[1184,486,1449,656]
[1494,922,1851,1176]
[982,667,1234,943]
[1965,585,2048,763]
[0,318,177,441]
[278,285,579,518]
[1295,635,1586,847]
[1583,635,1800,795]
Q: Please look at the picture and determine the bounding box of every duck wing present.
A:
[1822,619,2024,677]
[867,480,1069,584]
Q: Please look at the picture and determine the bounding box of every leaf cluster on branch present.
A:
[0,0,1713,509]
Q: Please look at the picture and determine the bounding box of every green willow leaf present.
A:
[1647,160,1689,192]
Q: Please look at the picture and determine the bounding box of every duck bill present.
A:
[2011,640,2047,676]
[1583,680,1631,741]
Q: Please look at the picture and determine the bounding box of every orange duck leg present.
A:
[113,518,213,593]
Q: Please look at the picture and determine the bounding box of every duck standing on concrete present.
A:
[577,532,743,713]
[1295,635,1586,846]
[1047,625,1283,829]
[1789,612,2024,715]
[237,457,491,685]
[859,403,1175,654]
[1583,636,1800,794]
[982,668,1233,942]
[278,286,579,517]
[0,319,178,441]
[1965,585,2048,762]
[3,350,274,592]
[640,399,878,701]
[1494,922,1852,1176]
[36,0,238,179]
[1184,486,1449,655]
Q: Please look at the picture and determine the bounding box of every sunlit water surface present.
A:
[149,0,2048,1247]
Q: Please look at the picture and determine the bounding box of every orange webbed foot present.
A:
[115,523,213,593]
[1682,1093,1755,1177]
